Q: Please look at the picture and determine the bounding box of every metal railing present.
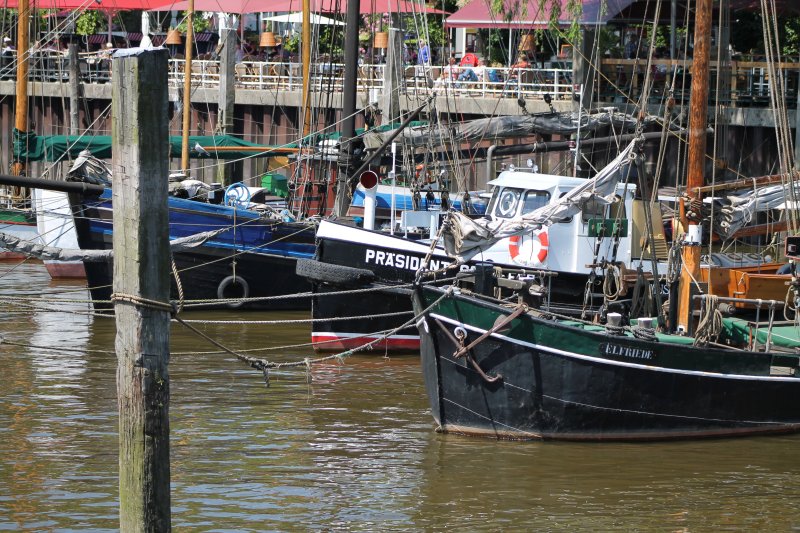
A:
[164,59,574,99]
[1,51,795,106]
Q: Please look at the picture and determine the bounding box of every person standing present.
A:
[417,39,430,65]
[2,37,14,56]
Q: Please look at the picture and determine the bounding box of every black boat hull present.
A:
[413,286,800,441]
[309,221,589,351]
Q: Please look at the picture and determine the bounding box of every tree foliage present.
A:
[75,11,103,36]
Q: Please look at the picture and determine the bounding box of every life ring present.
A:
[224,182,251,207]
[217,275,250,308]
[508,229,549,266]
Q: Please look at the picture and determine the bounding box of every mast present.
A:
[180,0,195,174]
[301,0,311,138]
[332,0,361,216]
[11,0,29,177]
[677,0,712,331]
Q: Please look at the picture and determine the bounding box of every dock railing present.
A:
[3,51,797,107]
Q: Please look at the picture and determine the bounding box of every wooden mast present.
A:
[301,0,311,138]
[11,0,29,177]
[677,0,712,331]
[180,0,195,174]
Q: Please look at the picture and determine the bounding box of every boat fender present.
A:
[280,209,296,223]
[296,258,376,287]
[217,275,250,308]
[508,228,549,266]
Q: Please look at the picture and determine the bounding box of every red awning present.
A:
[1,0,159,8]
[150,0,444,14]
[445,0,633,29]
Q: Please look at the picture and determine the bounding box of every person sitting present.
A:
[485,62,501,83]
[509,53,530,82]
[457,58,482,85]
[441,54,460,80]
[512,53,530,70]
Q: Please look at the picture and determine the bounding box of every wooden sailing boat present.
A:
[409,0,800,441]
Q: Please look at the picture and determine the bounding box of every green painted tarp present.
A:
[722,317,800,350]
[13,130,298,162]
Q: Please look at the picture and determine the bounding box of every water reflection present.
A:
[1,263,800,529]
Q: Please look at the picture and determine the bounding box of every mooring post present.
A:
[216,26,236,186]
[111,48,172,531]
[68,43,80,136]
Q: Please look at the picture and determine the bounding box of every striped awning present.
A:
[126,32,143,42]
[87,34,107,44]
[151,35,166,46]
[195,31,216,42]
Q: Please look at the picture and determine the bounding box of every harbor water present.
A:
[2,262,800,530]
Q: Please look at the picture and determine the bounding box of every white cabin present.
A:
[477,168,662,274]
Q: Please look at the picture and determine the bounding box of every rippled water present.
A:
[2,262,800,530]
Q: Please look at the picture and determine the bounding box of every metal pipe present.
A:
[486,144,497,184]
[692,294,781,307]
[0,174,104,195]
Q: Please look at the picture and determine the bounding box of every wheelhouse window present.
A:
[493,187,522,218]
[581,197,607,223]
[521,190,550,215]
[608,194,625,220]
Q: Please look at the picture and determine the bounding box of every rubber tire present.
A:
[217,275,250,308]
[295,258,375,287]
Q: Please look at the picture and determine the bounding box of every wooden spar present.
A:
[301,0,311,138]
[112,48,172,530]
[180,0,195,174]
[196,146,304,153]
[11,0,29,177]
[694,173,789,194]
[677,0,712,332]
[729,220,789,239]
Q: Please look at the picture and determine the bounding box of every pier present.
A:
[0,54,795,186]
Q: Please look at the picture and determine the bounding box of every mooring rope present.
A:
[693,295,723,347]
[171,287,454,385]
[176,309,414,325]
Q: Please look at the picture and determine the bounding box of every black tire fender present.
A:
[217,275,250,308]
[295,258,375,286]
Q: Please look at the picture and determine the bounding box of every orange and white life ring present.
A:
[508,228,549,266]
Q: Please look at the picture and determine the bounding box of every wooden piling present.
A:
[216,27,236,186]
[111,48,172,531]
[68,44,80,136]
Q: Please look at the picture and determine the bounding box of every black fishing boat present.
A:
[412,281,800,440]
[301,137,666,351]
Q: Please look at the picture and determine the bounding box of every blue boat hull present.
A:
[71,189,316,310]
